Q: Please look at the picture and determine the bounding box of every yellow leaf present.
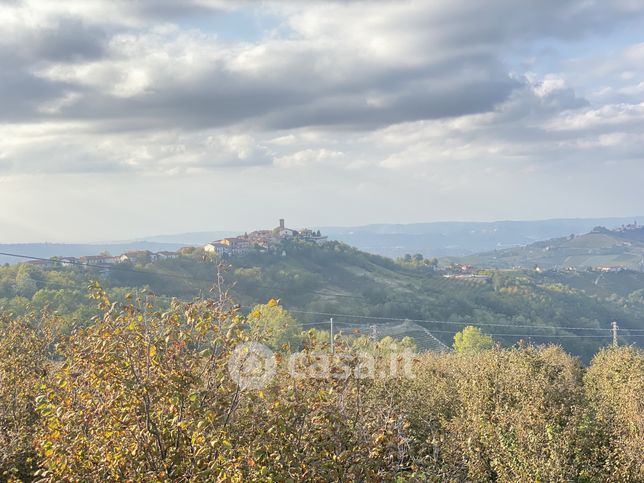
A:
[149,345,157,358]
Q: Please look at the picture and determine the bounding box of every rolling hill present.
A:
[319,217,644,258]
[452,226,644,271]
[4,217,642,264]
[1,239,643,362]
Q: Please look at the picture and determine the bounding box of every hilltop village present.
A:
[204,219,326,256]
[25,220,327,268]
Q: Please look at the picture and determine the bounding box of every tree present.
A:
[583,347,644,481]
[0,314,53,480]
[36,291,252,481]
[453,325,494,352]
[247,300,302,351]
[15,264,39,298]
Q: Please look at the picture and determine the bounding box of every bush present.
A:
[583,346,644,481]
[0,314,52,481]
[0,296,641,481]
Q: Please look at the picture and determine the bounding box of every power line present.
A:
[294,320,644,339]
[277,308,644,333]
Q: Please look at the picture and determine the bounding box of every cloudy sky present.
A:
[1,0,644,242]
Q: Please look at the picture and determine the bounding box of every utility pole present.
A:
[611,321,619,348]
[330,317,334,354]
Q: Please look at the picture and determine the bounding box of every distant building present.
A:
[58,257,79,267]
[617,221,640,232]
[247,230,277,249]
[156,251,178,260]
[299,228,328,244]
[205,237,251,256]
[203,219,327,256]
[204,242,228,255]
[276,219,327,243]
[277,218,298,238]
[79,255,118,266]
[119,250,155,263]
[597,266,626,273]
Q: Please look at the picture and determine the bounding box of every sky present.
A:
[1,0,644,242]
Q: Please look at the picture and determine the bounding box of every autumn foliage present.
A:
[0,291,642,481]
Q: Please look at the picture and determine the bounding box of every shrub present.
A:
[0,314,52,481]
[583,346,644,481]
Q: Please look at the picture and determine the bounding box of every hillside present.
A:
[452,225,644,271]
[1,239,643,361]
[4,217,643,264]
[320,217,644,257]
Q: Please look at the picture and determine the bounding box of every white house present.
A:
[79,255,118,266]
[204,237,251,256]
[119,250,156,263]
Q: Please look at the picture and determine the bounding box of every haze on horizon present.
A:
[1,0,644,243]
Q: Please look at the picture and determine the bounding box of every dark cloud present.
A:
[0,0,642,176]
[264,79,519,130]
[36,36,523,132]
[1,0,642,130]
[0,15,107,120]
[32,17,107,62]
[127,0,228,20]
[380,0,644,45]
[0,43,76,121]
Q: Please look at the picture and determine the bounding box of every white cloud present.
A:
[0,125,272,174]
[547,102,644,131]
[274,148,345,168]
